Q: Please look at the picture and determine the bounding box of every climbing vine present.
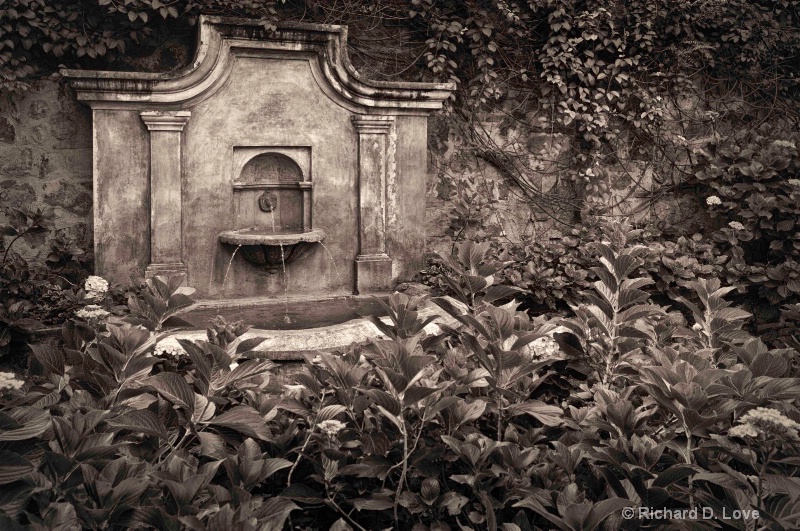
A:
[2,0,799,309]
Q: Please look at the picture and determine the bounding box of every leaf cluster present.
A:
[3,230,800,529]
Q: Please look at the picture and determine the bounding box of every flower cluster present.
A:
[788,179,800,187]
[729,407,800,441]
[0,371,24,392]
[154,337,185,358]
[773,139,797,149]
[75,305,110,321]
[501,333,563,361]
[526,336,563,360]
[84,275,109,301]
[706,195,722,206]
[317,419,346,438]
[728,221,745,231]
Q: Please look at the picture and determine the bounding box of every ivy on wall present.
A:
[2,0,799,308]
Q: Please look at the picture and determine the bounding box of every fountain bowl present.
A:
[218,227,325,273]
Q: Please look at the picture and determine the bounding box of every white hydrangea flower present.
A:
[317,419,346,438]
[788,179,800,186]
[728,221,745,231]
[75,305,110,321]
[84,275,109,301]
[729,424,759,439]
[0,372,24,392]
[526,336,562,360]
[706,196,722,206]
[773,139,796,149]
[154,337,185,357]
[729,407,800,441]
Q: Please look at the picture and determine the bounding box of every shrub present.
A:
[2,227,800,529]
[0,206,94,357]
[691,129,800,305]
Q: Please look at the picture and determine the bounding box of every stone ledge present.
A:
[218,227,326,246]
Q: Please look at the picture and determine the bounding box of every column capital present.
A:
[141,110,191,131]
[351,115,394,134]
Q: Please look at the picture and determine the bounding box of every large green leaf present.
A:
[352,495,394,511]
[209,405,270,440]
[482,284,521,304]
[218,359,276,388]
[652,465,697,488]
[0,408,50,441]
[107,409,168,440]
[0,452,32,485]
[29,343,65,376]
[143,373,195,415]
[513,497,568,530]
[255,497,300,531]
[507,401,564,427]
[0,412,22,431]
[197,432,227,459]
[316,404,347,422]
[583,498,635,531]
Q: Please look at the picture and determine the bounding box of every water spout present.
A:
[270,211,291,324]
[317,241,342,287]
[220,244,242,297]
[279,242,291,323]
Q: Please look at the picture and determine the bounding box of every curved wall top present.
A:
[62,16,455,114]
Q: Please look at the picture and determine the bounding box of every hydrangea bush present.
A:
[691,129,800,305]
[0,229,798,529]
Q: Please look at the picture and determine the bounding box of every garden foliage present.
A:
[1,2,800,526]
[1,228,800,529]
[1,206,93,356]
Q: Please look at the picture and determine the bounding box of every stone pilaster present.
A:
[140,111,190,281]
[351,115,394,293]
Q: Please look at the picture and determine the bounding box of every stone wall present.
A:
[423,105,716,261]
[0,81,93,260]
[1,68,711,284]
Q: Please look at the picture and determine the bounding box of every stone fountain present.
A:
[64,16,454,301]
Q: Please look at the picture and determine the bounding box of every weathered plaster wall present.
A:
[0,81,93,259]
[388,115,428,280]
[192,56,359,298]
[93,109,150,285]
[186,56,433,298]
[48,18,453,299]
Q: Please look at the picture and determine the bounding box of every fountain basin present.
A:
[218,227,325,273]
[164,295,463,361]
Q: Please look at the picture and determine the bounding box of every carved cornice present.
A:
[62,16,455,114]
[351,116,394,134]
[140,111,191,131]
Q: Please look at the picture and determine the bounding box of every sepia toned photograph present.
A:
[0,1,798,529]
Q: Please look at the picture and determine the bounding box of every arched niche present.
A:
[240,153,303,184]
[233,152,311,232]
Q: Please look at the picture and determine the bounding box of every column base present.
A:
[355,254,393,294]
[145,262,188,283]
